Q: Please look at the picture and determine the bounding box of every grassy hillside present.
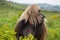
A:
[0,0,26,28]
[0,0,60,40]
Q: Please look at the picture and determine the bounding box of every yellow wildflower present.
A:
[51,15,60,19]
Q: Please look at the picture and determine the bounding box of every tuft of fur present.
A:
[18,4,42,26]
[15,4,48,40]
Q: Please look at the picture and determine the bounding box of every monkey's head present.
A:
[20,4,45,26]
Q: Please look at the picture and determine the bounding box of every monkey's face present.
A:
[40,14,46,22]
[33,5,45,23]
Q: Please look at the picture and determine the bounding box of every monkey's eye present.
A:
[38,10,40,12]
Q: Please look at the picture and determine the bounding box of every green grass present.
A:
[0,7,60,40]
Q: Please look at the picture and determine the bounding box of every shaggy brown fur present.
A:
[15,4,48,40]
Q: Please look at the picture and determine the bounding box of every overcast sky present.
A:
[7,0,60,5]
